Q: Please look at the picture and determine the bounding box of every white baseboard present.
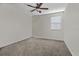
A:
[0,35,32,48]
[32,35,63,41]
[0,35,63,48]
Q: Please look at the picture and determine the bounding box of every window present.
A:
[51,16,62,30]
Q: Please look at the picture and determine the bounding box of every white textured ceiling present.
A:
[0,3,67,15]
[25,3,68,15]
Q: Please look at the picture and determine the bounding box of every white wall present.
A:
[32,12,64,41]
[63,3,79,55]
[0,4,32,48]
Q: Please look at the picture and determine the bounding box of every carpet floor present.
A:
[0,37,72,56]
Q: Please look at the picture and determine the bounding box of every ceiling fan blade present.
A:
[31,9,36,12]
[36,3,43,8]
[25,4,36,8]
[39,8,48,10]
[36,3,39,6]
[39,3,43,6]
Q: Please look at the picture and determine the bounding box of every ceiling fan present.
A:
[25,3,48,13]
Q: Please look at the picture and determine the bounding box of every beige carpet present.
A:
[0,37,72,56]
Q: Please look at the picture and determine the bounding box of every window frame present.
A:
[50,16,62,30]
